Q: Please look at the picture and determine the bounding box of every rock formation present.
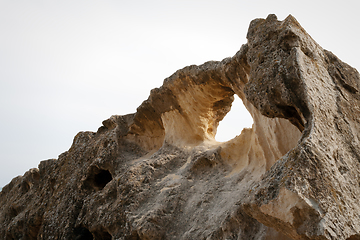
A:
[1,14,360,240]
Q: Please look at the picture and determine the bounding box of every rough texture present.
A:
[1,14,360,240]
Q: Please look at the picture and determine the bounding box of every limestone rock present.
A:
[1,14,360,239]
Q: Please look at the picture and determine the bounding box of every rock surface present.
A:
[1,14,360,240]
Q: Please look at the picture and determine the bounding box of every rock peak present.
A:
[266,13,278,21]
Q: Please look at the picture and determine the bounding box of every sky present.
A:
[0,0,359,188]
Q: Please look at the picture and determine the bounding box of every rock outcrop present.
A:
[1,14,360,240]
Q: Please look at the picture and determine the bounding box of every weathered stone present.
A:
[1,14,360,239]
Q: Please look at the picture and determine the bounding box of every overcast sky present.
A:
[0,0,359,188]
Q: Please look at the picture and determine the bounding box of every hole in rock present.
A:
[93,228,112,240]
[84,167,113,191]
[74,226,93,240]
[213,94,303,172]
[215,96,253,142]
[94,169,113,190]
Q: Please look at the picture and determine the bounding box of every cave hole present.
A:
[84,166,113,191]
[215,96,253,142]
[74,226,93,240]
[93,228,112,240]
[94,169,113,190]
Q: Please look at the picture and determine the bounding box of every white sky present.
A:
[0,0,359,187]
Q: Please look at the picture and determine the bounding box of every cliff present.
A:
[1,14,360,240]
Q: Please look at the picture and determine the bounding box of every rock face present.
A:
[1,14,360,240]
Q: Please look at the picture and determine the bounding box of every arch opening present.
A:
[216,93,303,173]
[215,96,253,142]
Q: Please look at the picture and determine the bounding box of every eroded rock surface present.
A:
[1,14,360,240]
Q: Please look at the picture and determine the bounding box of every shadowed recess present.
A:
[84,166,113,191]
[74,227,93,240]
